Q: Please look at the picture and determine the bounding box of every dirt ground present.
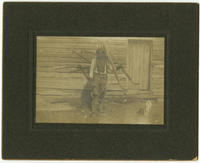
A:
[36,95,164,125]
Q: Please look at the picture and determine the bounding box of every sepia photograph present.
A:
[36,36,165,124]
[2,2,198,160]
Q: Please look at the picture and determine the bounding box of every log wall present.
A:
[36,37,164,110]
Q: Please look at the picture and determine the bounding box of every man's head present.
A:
[96,42,107,58]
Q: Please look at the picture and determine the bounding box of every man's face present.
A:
[98,49,105,55]
[96,49,107,59]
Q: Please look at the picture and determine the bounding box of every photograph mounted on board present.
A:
[36,36,165,124]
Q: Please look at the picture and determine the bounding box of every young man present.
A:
[89,43,111,113]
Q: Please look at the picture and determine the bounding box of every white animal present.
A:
[144,100,152,116]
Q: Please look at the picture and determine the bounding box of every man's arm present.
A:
[89,58,96,79]
[106,59,114,73]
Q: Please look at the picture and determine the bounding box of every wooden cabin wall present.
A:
[150,38,164,99]
[36,37,127,96]
[36,37,164,110]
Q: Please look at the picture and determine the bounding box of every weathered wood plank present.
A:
[36,37,165,111]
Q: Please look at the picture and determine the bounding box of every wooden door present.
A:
[127,40,152,90]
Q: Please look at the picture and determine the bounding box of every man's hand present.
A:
[76,65,82,69]
[116,65,122,71]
